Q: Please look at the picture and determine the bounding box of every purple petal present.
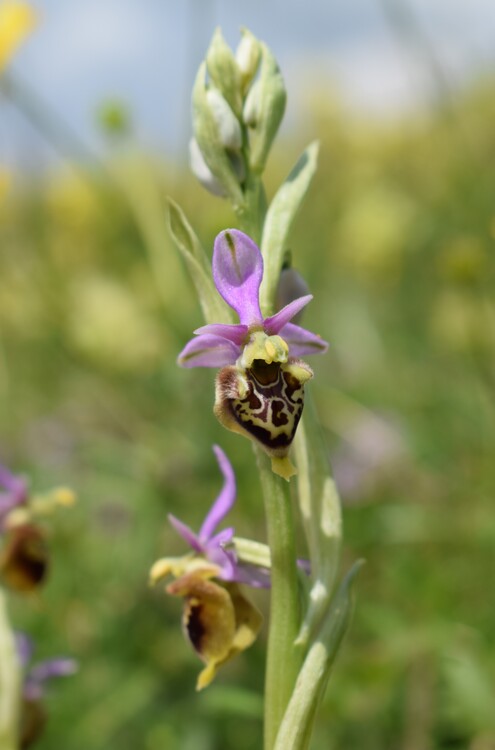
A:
[207,545,238,580]
[199,445,236,542]
[194,323,248,346]
[168,514,203,553]
[212,230,263,326]
[297,558,311,575]
[0,494,21,527]
[0,464,27,500]
[264,295,313,335]
[234,563,272,588]
[279,322,329,357]
[15,633,34,668]
[177,334,239,368]
[25,658,78,700]
[206,527,235,550]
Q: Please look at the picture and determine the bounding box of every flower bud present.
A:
[235,28,261,94]
[243,79,261,128]
[276,265,311,324]
[205,87,242,152]
[189,138,245,197]
[206,27,242,117]
[192,63,244,207]
[189,137,225,196]
[247,43,287,174]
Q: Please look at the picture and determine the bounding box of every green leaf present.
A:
[274,561,364,750]
[293,393,342,648]
[167,199,233,325]
[260,141,319,313]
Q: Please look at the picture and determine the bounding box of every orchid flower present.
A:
[16,633,77,749]
[0,463,75,591]
[16,632,78,702]
[150,446,265,690]
[178,228,327,369]
[178,230,328,480]
[150,445,270,588]
[0,462,28,530]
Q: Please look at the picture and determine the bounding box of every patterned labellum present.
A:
[214,358,313,460]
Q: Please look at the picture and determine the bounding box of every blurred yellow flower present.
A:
[67,275,165,372]
[337,184,415,283]
[0,167,11,200]
[0,1,37,72]
[437,236,487,285]
[430,289,495,354]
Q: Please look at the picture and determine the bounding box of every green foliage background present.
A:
[1,80,495,749]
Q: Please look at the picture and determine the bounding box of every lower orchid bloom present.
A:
[0,463,75,593]
[0,463,48,592]
[178,229,328,479]
[150,446,265,689]
[16,633,77,749]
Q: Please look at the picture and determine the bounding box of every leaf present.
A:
[293,393,343,647]
[260,141,319,313]
[167,199,233,325]
[274,561,364,750]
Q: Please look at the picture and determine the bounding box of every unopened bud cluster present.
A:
[190,28,286,205]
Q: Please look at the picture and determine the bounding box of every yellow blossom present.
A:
[0,1,37,72]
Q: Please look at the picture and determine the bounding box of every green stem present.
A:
[235,173,266,246]
[0,588,21,750]
[255,446,302,750]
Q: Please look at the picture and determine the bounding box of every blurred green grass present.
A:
[1,79,495,749]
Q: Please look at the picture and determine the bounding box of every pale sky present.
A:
[2,0,495,170]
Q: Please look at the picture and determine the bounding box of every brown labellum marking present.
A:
[0,524,49,592]
[214,358,313,460]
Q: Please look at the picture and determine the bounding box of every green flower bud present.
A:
[189,137,225,197]
[205,87,242,151]
[235,27,261,94]
[192,62,244,208]
[189,138,245,198]
[243,79,261,128]
[246,43,286,174]
[206,27,243,117]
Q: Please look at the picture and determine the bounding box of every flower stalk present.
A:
[254,446,302,749]
[165,26,356,750]
[0,587,20,750]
